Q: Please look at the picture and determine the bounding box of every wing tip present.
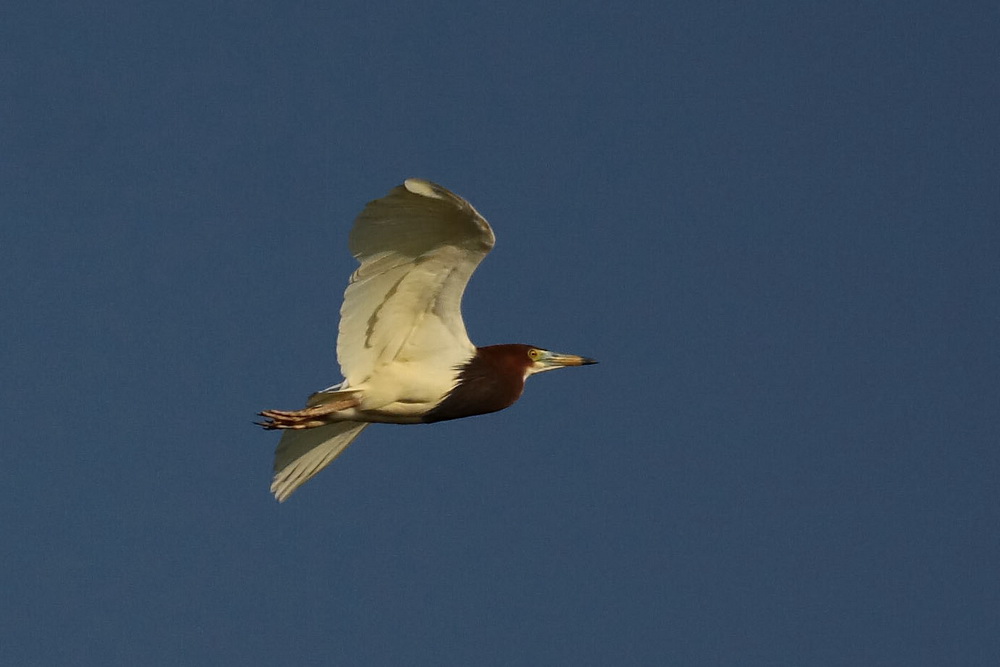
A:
[403,178,446,200]
[270,478,293,503]
[269,421,370,503]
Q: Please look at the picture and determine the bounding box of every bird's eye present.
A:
[528,348,541,361]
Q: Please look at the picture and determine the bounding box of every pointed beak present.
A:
[542,352,598,368]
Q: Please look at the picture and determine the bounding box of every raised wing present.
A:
[337,179,496,387]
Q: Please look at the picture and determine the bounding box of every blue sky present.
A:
[3,1,998,664]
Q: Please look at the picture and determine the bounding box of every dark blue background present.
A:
[3,1,998,664]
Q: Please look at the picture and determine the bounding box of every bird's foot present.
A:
[256,398,358,430]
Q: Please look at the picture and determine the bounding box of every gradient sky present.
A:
[3,1,999,665]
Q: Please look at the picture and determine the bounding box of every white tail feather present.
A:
[270,421,369,502]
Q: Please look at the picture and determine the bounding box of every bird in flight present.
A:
[258,179,596,501]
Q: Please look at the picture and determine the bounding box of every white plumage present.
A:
[338,179,494,388]
[268,179,496,501]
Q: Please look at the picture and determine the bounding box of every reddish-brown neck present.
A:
[422,344,534,423]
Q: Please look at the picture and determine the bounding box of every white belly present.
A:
[344,357,463,423]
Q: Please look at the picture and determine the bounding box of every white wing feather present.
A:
[337,179,496,387]
[270,421,370,502]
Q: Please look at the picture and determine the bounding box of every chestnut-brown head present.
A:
[422,344,597,423]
